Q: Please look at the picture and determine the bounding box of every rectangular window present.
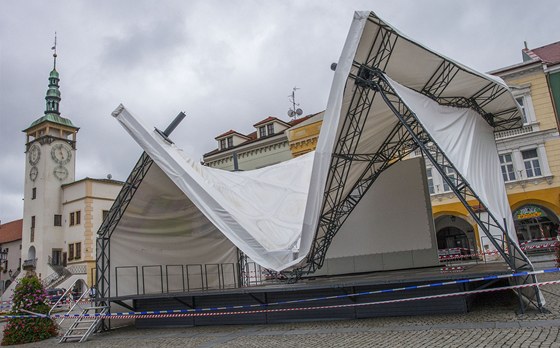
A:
[259,126,266,137]
[68,244,74,261]
[515,96,528,124]
[442,166,456,192]
[227,137,233,148]
[102,210,109,221]
[219,139,226,150]
[54,214,62,226]
[69,212,75,226]
[426,167,435,194]
[75,243,82,260]
[75,211,81,225]
[499,153,516,182]
[266,123,274,136]
[32,188,36,200]
[522,149,542,178]
[30,216,35,243]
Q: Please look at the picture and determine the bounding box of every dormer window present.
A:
[220,139,226,150]
[259,126,266,138]
[227,137,233,148]
[266,123,274,135]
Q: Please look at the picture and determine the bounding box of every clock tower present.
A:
[21,42,79,279]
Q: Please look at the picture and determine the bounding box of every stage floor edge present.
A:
[109,263,514,328]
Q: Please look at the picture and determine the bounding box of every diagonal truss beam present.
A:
[288,66,543,310]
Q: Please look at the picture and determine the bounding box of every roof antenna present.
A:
[524,41,528,50]
[287,87,303,119]
[51,32,58,69]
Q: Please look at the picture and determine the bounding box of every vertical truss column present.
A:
[370,71,543,309]
[95,152,154,330]
[95,112,186,330]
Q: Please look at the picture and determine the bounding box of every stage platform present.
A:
[106,262,514,328]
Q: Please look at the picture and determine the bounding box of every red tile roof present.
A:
[214,130,250,140]
[524,41,560,66]
[288,114,314,126]
[0,219,22,244]
[204,112,321,158]
[253,116,278,127]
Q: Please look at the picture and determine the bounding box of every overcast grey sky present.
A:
[1,0,559,223]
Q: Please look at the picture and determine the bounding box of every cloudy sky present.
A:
[1,0,559,223]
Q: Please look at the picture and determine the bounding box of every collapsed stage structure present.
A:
[96,11,544,324]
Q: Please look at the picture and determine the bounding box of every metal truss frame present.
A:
[288,66,543,310]
[95,112,185,330]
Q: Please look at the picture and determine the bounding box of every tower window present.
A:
[75,243,82,259]
[68,244,74,261]
[69,210,81,226]
[31,216,36,243]
[32,188,37,200]
[54,214,62,226]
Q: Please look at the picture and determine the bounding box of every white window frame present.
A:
[511,86,537,126]
[521,148,542,178]
[266,123,274,136]
[499,153,516,182]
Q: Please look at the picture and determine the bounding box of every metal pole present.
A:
[163,112,187,136]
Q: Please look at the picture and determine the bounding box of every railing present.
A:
[113,262,272,297]
[66,265,87,275]
[47,256,64,275]
[42,271,64,288]
[494,124,535,140]
[22,258,37,270]
[48,278,90,319]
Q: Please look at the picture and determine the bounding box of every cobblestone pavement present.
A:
[7,262,560,347]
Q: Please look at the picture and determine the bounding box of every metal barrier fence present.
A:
[114,262,272,297]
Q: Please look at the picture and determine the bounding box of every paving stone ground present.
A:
[5,261,560,347]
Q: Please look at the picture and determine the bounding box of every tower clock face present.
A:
[53,165,68,181]
[28,144,41,165]
[51,143,72,165]
[29,166,38,181]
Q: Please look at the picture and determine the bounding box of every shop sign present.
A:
[515,206,544,220]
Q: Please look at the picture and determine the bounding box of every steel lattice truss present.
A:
[95,112,185,330]
[287,66,542,309]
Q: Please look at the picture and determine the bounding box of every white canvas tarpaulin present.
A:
[384,75,518,242]
[114,105,317,271]
[111,10,526,273]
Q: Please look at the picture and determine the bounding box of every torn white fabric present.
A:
[113,105,316,271]
[384,75,518,243]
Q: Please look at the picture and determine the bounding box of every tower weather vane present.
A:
[287,87,303,119]
[52,32,57,69]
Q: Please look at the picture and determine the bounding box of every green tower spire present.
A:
[24,33,77,131]
[45,33,61,116]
